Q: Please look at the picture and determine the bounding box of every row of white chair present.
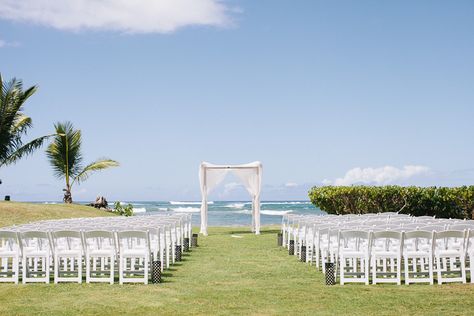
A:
[281,213,474,285]
[0,213,193,285]
[6,213,192,269]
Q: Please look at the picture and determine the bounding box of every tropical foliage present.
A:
[309,185,474,219]
[46,121,119,203]
[113,202,133,217]
[0,73,51,170]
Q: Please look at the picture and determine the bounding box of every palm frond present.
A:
[1,134,54,167]
[0,73,40,165]
[11,114,32,135]
[46,122,83,180]
[72,158,119,185]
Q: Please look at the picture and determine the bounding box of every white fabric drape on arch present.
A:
[199,161,263,236]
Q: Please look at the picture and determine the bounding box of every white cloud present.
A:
[285,182,298,188]
[0,38,19,47]
[0,0,233,34]
[323,165,431,186]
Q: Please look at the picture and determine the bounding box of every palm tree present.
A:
[46,121,119,203]
[0,73,52,171]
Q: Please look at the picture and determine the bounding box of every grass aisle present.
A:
[1,205,474,315]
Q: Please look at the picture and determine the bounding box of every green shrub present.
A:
[308,185,474,219]
[113,202,133,217]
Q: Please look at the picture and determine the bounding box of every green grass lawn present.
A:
[1,202,474,315]
[0,201,115,227]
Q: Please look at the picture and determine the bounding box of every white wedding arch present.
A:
[199,161,263,236]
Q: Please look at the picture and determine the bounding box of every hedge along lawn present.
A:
[1,204,474,315]
[309,185,474,218]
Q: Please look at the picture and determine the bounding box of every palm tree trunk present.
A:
[63,185,72,203]
[63,131,72,204]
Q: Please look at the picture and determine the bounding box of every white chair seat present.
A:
[341,250,368,257]
[404,250,431,257]
[436,250,463,257]
[88,249,115,256]
[121,249,148,257]
[0,250,17,257]
[56,249,82,256]
[23,250,48,257]
[372,250,398,257]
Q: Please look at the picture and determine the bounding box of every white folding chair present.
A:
[117,231,151,284]
[0,231,20,284]
[339,230,371,285]
[403,230,434,285]
[52,230,84,283]
[20,231,52,284]
[370,231,403,285]
[434,230,467,284]
[465,229,474,283]
[84,230,116,284]
[321,228,339,274]
[310,224,331,269]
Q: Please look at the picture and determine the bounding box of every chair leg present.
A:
[86,255,90,284]
[110,256,115,285]
[13,256,19,284]
[322,253,326,274]
[372,257,377,285]
[397,256,401,285]
[166,245,170,268]
[171,241,176,263]
[119,256,123,285]
[470,255,474,284]
[54,256,59,284]
[45,256,50,284]
[461,256,467,284]
[315,249,320,270]
[404,256,409,285]
[339,256,344,285]
[365,258,369,285]
[436,256,442,285]
[78,256,82,284]
[22,256,27,284]
[144,258,148,285]
[160,248,164,272]
[428,256,434,285]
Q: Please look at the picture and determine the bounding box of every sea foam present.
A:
[233,209,293,216]
[224,203,245,209]
[261,210,293,216]
[169,207,200,213]
[260,202,310,205]
[132,207,147,213]
[169,201,213,205]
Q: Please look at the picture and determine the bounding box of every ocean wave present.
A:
[224,203,246,209]
[169,201,213,205]
[112,201,130,206]
[169,207,200,213]
[234,210,252,215]
[261,202,310,205]
[133,207,147,213]
[232,209,293,216]
[261,210,293,216]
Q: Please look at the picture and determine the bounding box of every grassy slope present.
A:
[0,201,115,227]
[1,203,474,315]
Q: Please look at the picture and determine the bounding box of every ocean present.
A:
[115,201,325,227]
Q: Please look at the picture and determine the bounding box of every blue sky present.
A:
[0,0,473,201]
